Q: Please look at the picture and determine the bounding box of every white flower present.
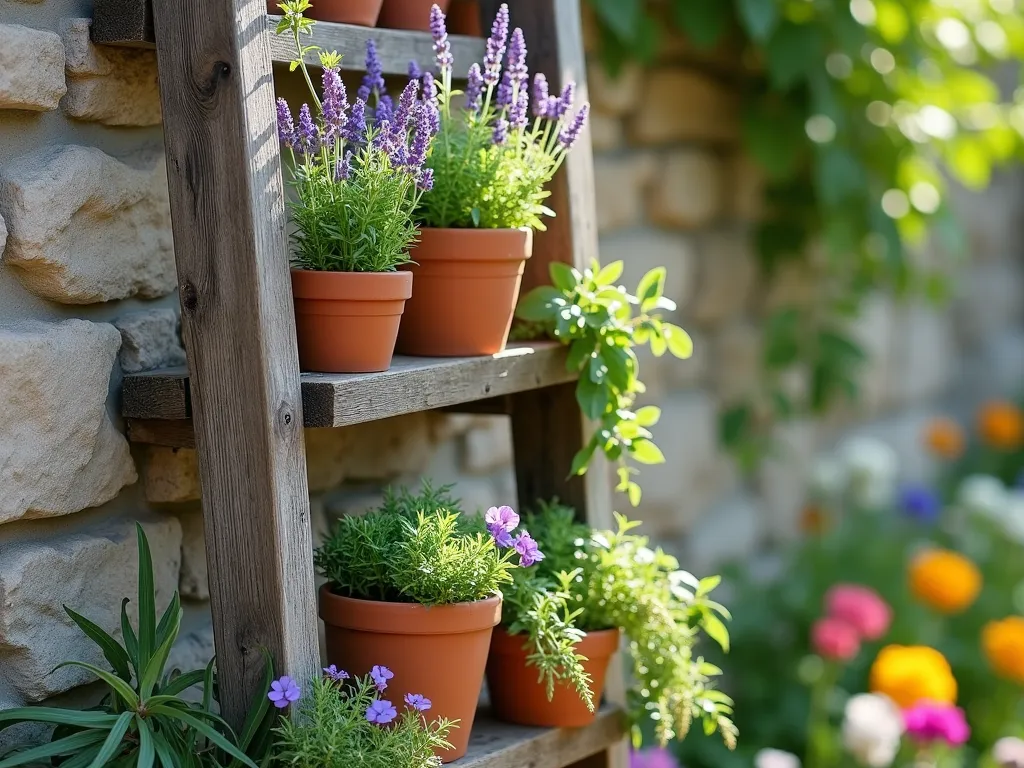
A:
[1001,491,1024,544]
[957,474,1007,521]
[838,437,898,509]
[993,736,1024,767]
[810,456,848,497]
[841,693,904,768]
[755,748,802,768]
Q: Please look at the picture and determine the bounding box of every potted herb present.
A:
[313,484,543,762]
[397,3,591,357]
[269,0,383,27]
[378,0,450,30]
[275,3,437,373]
[487,502,738,748]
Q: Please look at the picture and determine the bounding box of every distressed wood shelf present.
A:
[122,342,574,432]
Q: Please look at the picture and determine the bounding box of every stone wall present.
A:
[0,0,1022,722]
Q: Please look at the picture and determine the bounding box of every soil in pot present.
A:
[397,227,532,357]
[378,0,451,30]
[291,270,412,373]
[320,586,501,762]
[486,626,621,728]
[288,0,384,25]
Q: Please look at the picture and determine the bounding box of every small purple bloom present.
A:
[405,693,432,712]
[370,665,394,692]
[393,79,421,132]
[422,72,438,103]
[532,74,550,118]
[335,150,353,181]
[513,530,544,567]
[323,664,350,682]
[506,28,528,88]
[430,4,453,73]
[899,485,942,523]
[375,95,395,127]
[465,63,483,113]
[492,117,509,145]
[344,98,368,143]
[420,97,440,136]
[496,69,514,108]
[366,699,398,725]
[276,98,296,149]
[555,82,576,119]
[267,676,301,709]
[483,3,510,86]
[407,120,431,169]
[409,60,423,80]
[296,103,320,154]
[358,40,386,103]
[321,68,348,139]
[509,88,529,130]
[418,167,435,192]
[486,505,519,531]
[558,103,589,150]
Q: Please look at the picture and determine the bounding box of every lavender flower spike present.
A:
[393,79,421,132]
[492,117,509,145]
[409,60,423,80]
[496,69,514,108]
[532,73,550,118]
[276,98,296,149]
[555,82,576,119]
[321,68,348,140]
[483,3,509,86]
[558,103,589,149]
[509,87,529,130]
[418,167,435,192]
[296,103,320,155]
[465,63,484,113]
[358,39,385,103]
[507,28,528,88]
[430,4,453,74]
[343,97,367,143]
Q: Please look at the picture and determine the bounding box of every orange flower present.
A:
[923,417,965,460]
[800,505,828,535]
[869,645,957,708]
[983,617,1024,685]
[978,401,1024,451]
[908,549,981,615]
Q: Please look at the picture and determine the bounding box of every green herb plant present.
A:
[273,674,455,768]
[0,524,273,768]
[503,501,738,749]
[515,260,693,506]
[314,484,518,606]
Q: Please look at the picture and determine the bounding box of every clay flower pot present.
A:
[278,0,384,25]
[447,0,482,36]
[397,228,533,357]
[320,586,501,762]
[291,269,412,373]
[486,626,621,728]
[378,0,450,30]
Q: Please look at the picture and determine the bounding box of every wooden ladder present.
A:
[92,0,628,765]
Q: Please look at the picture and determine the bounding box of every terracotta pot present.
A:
[397,228,532,357]
[284,0,383,25]
[486,626,621,728]
[320,587,501,762]
[447,0,482,36]
[378,0,451,30]
[291,269,411,373]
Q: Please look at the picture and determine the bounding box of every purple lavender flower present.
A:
[334,150,353,181]
[558,103,589,149]
[409,60,423,80]
[420,96,440,136]
[430,4,453,73]
[532,74,550,118]
[555,82,576,119]
[323,664,350,682]
[344,98,368,143]
[358,40,386,103]
[485,505,520,548]
[506,28,528,88]
[267,676,301,709]
[465,63,483,113]
[366,699,398,725]
[276,98,296,149]
[899,485,942,523]
[509,88,529,130]
[373,119,402,165]
[492,117,509,145]
[321,68,348,140]
[418,167,435,192]
[496,70,514,108]
[483,3,509,86]
[422,71,438,103]
[296,103,320,154]
[375,95,395,127]
[407,120,431,170]
[393,79,421,132]
[370,665,394,692]
[405,693,432,712]
[513,530,544,567]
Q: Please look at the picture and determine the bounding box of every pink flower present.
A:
[825,584,892,641]
[904,701,970,747]
[629,747,679,768]
[811,617,861,662]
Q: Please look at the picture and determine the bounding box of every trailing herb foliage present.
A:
[0,524,274,768]
[586,0,1024,468]
[515,259,692,506]
[272,669,455,768]
[275,1,436,272]
[413,4,591,229]
[314,484,539,606]
[503,502,737,749]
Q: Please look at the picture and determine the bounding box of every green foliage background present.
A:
[586,0,1024,467]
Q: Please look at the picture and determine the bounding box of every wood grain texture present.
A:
[120,343,573,428]
[126,419,197,448]
[458,706,625,768]
[151,0,318,729]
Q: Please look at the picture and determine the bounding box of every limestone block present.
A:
[758,419,816,542]
[0,320,137,524]
[0,25,66,112]
[305,427,355,492]
[648,150,724,230]
[629,69,739,145]
[848,294,896,415]
[955,260,1024,347]
[340,413,438,481]
[889,302,954,405]
[601,230,696,312]
[684,492,765,575]
[688,231,757,326]
[0,144,174,304]
[594,153,656,234]
[0,515,181,701]
[60,19,161,126]
[0,213,7,255]
[588,62,642,117]
[462,417,513,475]
[324,490,386,522]
[710,321,762,404]
[176,506,207,600]
[113,308,186,374]
[589,114,623,152]
[142,446,200,504]
[166,613,215,679]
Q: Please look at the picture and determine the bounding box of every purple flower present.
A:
[267,676,301,709]
[409,60,423,80]
[899,485,942,523]
[321,68,348,140]
[418,167,435,192]
[366,699,398,725]
[496,69,514,108]
[509,88,529,130]
[323,664,350,682]
[904,702,971,746]
[358,40,386,103]
[422,72,438,103]
[296,103,320,154]
[483,4,510,87]
[370,664,394,692]
[407,120,431,170]
[558,103,589,150]
[375,95,395,127]
[629,748,680,768]
[430,4,453,73]
[492,117,509,145]
[405,693,432,712]
[555,82,576,119]
[485,505,520,548]
[276,98,296,149]
[420,96,440,136]
[532,74,550,118]
[393,79,421,132]
[513,530,544,567]
[506,28,528,88]
[344,98,368,143]
[465,63,483,113]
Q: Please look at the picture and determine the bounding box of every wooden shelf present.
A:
[458,707,625,768]
[122,342,574,431]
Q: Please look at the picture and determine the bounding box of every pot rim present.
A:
[407,226,534,263]
[319,584,502,635]
[291,268,413,301]
[491,625,621,657]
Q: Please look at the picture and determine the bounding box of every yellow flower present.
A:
[978,400,1024,451]
[908,549,981,615]
[869,645,957,709]
[923,417,965,460]
[983,617,1024,685]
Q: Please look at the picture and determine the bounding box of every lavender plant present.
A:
[411,4,590,230]
[275,1,436,272]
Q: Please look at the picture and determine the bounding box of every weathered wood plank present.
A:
[458,707,625,768]
[120,343,573,429]
[151,0,318,730]
[126,419,197,448]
